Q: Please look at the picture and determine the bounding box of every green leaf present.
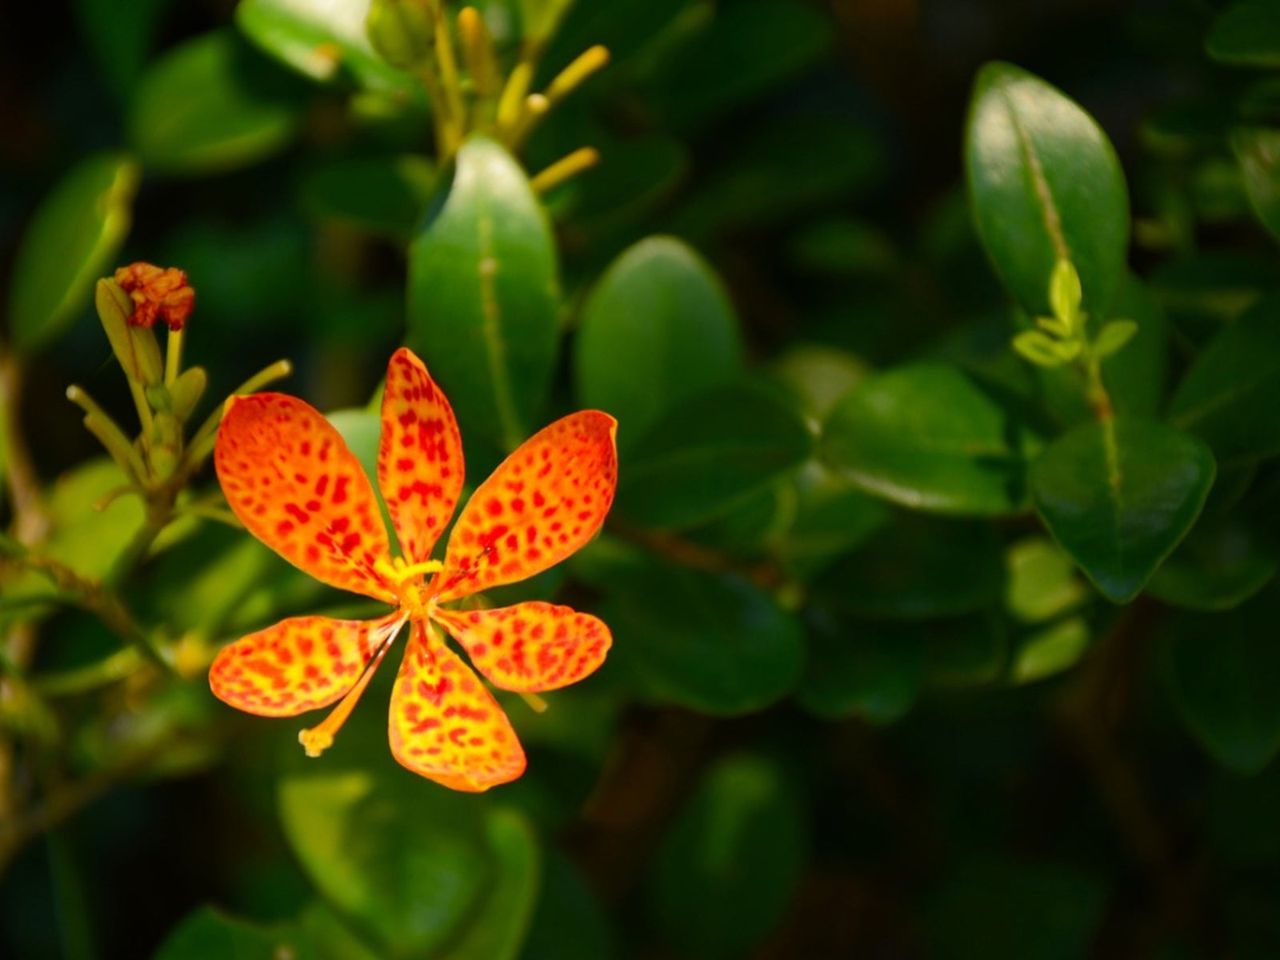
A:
[786,219,899,280]
[1092,319,1138,358]
[1004,537,1088,624]
[298,902,382,960]
[798,615,924,723]
[646,755,807,960]
[1012,329,1077,367]
[1232,127,1280,240]
[821,362,1042,517]
[236,0,416,93]
[1169,295,1280,464]
[596,545,804,714]
[645,0,831,130]
[1010,617,1090,684]
[1147,512,1278,612]
[443,809,540,960]
[407,136,560,451]
[1030,418,1215,603]
[1207,0,1280,67]
[965,62,1129,316]
[770,344,870,420]
[776,464,890,579]
[810,515,1006,620]
[154,906,318,960]
[129,29,306,176]
[300,154,435,240]
[575,236,743,453]
[1164,585,1280,774]
[8,152,138,354]
[618,380,814,529]
[520,852,616,960]
[278,730,494,956]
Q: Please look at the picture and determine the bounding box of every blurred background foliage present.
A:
[4,0,1280,957]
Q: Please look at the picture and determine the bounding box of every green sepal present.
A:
[170,367,208,422]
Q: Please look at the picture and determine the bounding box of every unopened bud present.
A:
[95,278,162,386]
[366,0,435,70]
[170,367,208,422]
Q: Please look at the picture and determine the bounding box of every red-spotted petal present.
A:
[209,614,401,717]
[435,411,618,601]
[434,603,611,692]
[388,621,525,791]
[377,348,464,564]
[216,394,395,602]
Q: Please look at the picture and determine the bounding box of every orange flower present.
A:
[209,348,618,791]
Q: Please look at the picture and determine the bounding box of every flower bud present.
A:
[366,0,435,70]
[114,262,194,331]
[170,367,208,422]
[95,278,162,386]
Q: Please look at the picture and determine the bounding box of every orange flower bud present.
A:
[113,262,195,331]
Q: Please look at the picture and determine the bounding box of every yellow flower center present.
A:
[374,555,445,621]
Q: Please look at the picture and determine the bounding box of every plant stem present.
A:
[0,352,49,543]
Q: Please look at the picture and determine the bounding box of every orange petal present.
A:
[434,603,611,692]
[377,348,465,564]
[209,614,402,717]
[435,411,618,601]
[388,621,526,791]
[216,393,395,602]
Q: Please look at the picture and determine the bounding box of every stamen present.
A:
[297,617,405,757]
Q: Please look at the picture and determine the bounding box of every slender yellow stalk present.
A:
[544,45,610,106]
[530,147,600,193]
[164,328,184,387]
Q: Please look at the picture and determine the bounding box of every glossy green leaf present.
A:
[798,615,924,723]
[1148,512,1278,612]
[618,380,814,529]
[1233,127,1280,240]
[236,0,416,93]
[821,362,1042,516]
[965,62,1129,316]
[811,515,1006,620]
[8,152,138,354]
[154,906,318,960]
[129,29,306,176]
[1170,295,1280,464]
[647,0,831,129]
[1207,0,1280,67]
[575,236,743,452]
[278,728,493,956]
[1030,418,1215,603]
[1100,275,1169,418]
[300,155,435,239]
[647,755,807,960]
[597,546,804,714]
[1164,585,1280,774]
[407,136,560,451]
[443,809,540,960]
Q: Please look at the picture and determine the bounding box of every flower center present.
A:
[374,555,445,620]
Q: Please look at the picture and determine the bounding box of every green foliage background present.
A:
[4,0,1280,956]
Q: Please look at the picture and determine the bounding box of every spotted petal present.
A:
[434,603,611,692]
[216,393,395,602]
[209,614,401,717]
[377,348,465,565]
[388,621,525,791]
[435,411,618,601]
